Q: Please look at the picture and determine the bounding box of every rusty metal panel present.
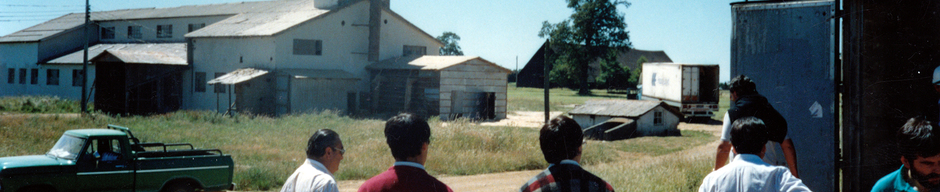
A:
[731,1,836,191]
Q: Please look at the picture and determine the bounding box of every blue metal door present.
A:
[731,1,837,191]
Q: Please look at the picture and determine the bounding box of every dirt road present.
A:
[337,121,722,192]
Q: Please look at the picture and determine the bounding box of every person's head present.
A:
[933,66,940,93]
[539,115,584,164]
[307,129,344,173]
[385,113,431,164]
[728,75,757,101]
[897,117,940,189]
[730,116,768,156]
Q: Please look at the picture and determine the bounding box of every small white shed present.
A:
[569,99,683,139]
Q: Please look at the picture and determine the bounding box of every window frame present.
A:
[72,69,84,87]
[188,23,205,33]
[7,68,14,84]
[30,69,38,84]
[653,110,664,126]
[156,24,173,38]
[402,45,427,56]
[47,69,59,85]
[127,26,142,39]
[100,26,115,39]
[292,39,322,56]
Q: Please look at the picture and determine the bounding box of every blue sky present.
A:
[0,0,735,82]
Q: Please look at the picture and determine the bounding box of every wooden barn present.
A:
[570,100,683,140]
[516,41,673,88]
[367,56,510,120]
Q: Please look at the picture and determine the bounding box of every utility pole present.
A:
[81,0,89,114]
[543,40,550,123]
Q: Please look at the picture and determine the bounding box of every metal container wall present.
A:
[731,1,836,191]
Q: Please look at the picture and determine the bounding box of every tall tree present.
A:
[540,0,631,95]
[436,31,464,56]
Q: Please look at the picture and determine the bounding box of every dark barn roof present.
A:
[516,41,672,88]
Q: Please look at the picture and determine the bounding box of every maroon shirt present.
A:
[357,165,452,192]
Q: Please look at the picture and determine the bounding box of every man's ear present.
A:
[901,156,911,167]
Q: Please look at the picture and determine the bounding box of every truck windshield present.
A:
[47,135,85,160]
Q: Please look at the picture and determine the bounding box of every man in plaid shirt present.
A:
[520,115,615,192]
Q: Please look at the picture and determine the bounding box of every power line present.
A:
[0,4,83,7]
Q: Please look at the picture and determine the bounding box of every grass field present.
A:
[0,87,722,191]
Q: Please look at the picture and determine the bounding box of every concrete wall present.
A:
[1,33,96,100]
[0,42,38,96]
[184,36,277,111]
[290,77,358,113]
[572,114,613,130]
[379,11,443,60]
[275,1,371,91]
[439,59,509,120]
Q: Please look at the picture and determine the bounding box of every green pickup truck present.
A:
[0,125,235,192]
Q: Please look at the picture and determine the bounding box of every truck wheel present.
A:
[163,182,196,192]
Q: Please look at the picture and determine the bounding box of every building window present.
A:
[157,24,173,38]
[72,69,84,87]
[654,110,664,126]
[292,39,322,56]
[19,68,26,84]
[188,23,205,32]
[100,27,115,39]
[402,45,427,56]
[47,69,59,85]
[30,69,38,84]
[213,72,226,93]
[195,72,206,92]
[7,68,14,84]
[127,26,142,39]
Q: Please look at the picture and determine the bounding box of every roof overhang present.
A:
[208,68,270,85]
[45,43,187,65]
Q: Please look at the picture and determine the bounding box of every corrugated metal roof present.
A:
[279,69,359,80]
[208,68,269,85]
[0,0,332,42]
[46,43,186,65]
[367,55,512,72]
[568,99,664,117]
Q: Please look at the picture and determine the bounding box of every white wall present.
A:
[97,16,230,43]
[184,36,277,111]
[275,1,371,91]
[379,11,442,60]
[636,106,680,135]
[0,43,93,100]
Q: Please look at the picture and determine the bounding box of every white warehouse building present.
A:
[1,0,506,117]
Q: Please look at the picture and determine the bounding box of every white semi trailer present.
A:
[641,62,720,119]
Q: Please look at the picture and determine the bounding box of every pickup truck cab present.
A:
[0,125,234,192]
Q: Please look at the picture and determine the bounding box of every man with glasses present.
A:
[281,129,345,192]
[359,113,452,192]
[520,115,614,192]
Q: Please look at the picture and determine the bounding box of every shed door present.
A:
[731,1,836,191]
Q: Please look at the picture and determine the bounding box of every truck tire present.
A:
[163,182,196,192]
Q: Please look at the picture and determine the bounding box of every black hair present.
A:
[731,116,769,155]
[307,129,340,159]
[384,113,431,161]
[539,115,584,164]
[897,117,940,161]
[729,75,757,95]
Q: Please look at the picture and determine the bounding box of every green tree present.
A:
[596,53,632,90]
[436,31,464,56]
[631,55,647,86]
[539,0,632,95]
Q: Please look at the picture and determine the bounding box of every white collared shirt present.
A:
[281,159,338,192]
[699,154,810,192]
